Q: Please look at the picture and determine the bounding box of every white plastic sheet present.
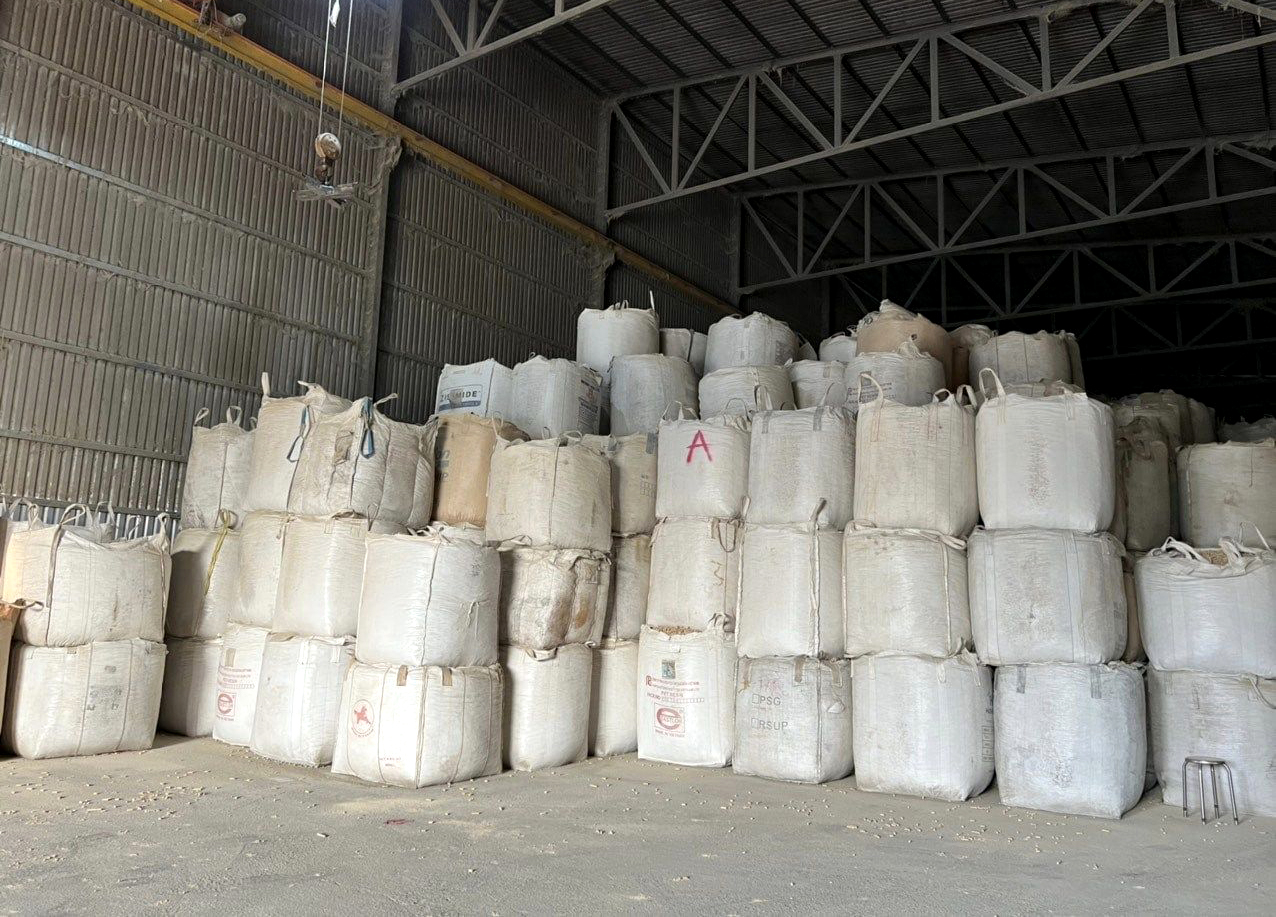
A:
[159,636,223,737]
[637,620,737,767]
[211,624,270,747]
[486,437,612,552]
[181,407,253,529]
[589,638,638,757]
[746,406,855,529]
[250,633,354,767]
[646,517,741,630]
[656,412,750,520]
[502,643,592,772]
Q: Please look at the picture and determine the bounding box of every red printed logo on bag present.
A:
[656,707,683,732]
[351,700,375,737]
[216,692,234,716]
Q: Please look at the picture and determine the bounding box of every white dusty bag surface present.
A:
[502,643,592,772]
[637,621,737,767]
[855,300,953,386]
[1136,390,1193,446]
[699,365,794,417]
[233,510,289,628]
[1,502,115,589]
[211,624,270,746]
[847,340,945,409]
[854,386,978,537]
[2,639,165,759]
[1178,441,1276,548]
[657,413,750,520]
[976,370,1116,532]
[733,656,853,785]
[590,638,639,757]
[357,527,499,667]
[583,433,657,536]
[290,397,436,528]
[166,521,240,640]
[509,356,603,438]
[159,636,222,737]
[274,515,376,638]
[250,633,354,767]
[1116,419,1175,552]
[852,653,994,801]
[949,324,992,390]
[819,331,858,363]
[432,414,525,528]
[646,517,741,630]
[181,407,253,529]
[843,524,970,658]
[609,354,698,436]
[332,661,503,788]
[1148,668,1276,818]
[968,527,1127,666]
[7,520,169,647]
[244,375,351,513]
[577,302,660,385]
[736,523,844,659]
[1121,555,1146,664]
[1188,398,1215,444]
[1114,400,1183,451]
[969,330,1074,387]
[1136,537,1276,677]
[747,406,855,529]
[660,328,708,376]
[704,313,798,375]
[0,605,15,722]
[995,663,1146,819]
[435,359,513,419]
[788,360,848,409]
[1220,416,1276,443]
[498,546,610,650]
[605,534,650,640]
[486,437,611,552]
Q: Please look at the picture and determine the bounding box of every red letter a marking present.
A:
[686,430,713,463]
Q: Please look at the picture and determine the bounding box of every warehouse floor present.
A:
[1,738,1269,914]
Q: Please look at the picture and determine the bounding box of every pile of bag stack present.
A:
[846,301,949,411]
[576,300,660,434]
[698,312,799,416]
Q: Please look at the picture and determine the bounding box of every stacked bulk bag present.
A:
[166,512,240,640]
[637,618,737,767]
[948,324,992,390]
[656,412,749,520]
[1187,398,1215,444]
[244,375,351,513]
[486,437,611,552]
[968,330,1075,387]
[746,406,854,529]
[1114,399,1183,451]
[646,517,740,630]
[703,313,798,374]
[0,604,15,716]
[788,360,847,409]
[1220,416,1276,442]
[583,434,657,537]
[1121,556,1147,664]
[699,366,793,417]
[970,379,1081,408]
[434,359,513,419]
[855,300,953,387]
[1115,418,1175,552]
[846,341,944,409]
[333,662,504,788]
[576,301,660,388]
[180,407,253,529]
[249,632,354,767]
[605,534,650,640]
[1135,390,1193,446]
[995,663,1146,819]
[431,414,525,528]
[818,330,857,363]
[608,354,698,435]
[660,328,708,376]
[590,638,639,756]
[502,643,593,771]
[159,636,223,737]
[1177,441,1276,547]
[510,356,603,438]
[273,514,378,639]
[211,623,270,746]
[851,653,994,801]
[498,546,610,649]
[232,510,289,629]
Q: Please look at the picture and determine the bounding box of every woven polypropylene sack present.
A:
[167,523,240,639]
[746,406,854,529]
[509,357,603,438]
[274,515,376,638]
[699,366,794,417]
[1116,419,1175,552]
[583,433,657,536]
[855,300,953,386]
[211,624,269,747]
[486,437,611,552]
[969,331,1074,387]
[646,517,741,630]
[609,354,698,436]
[949,324,993,390]
[497,546,610,650]
[1114,400,1183,451]
[502,643,592,772]
[847,341,945,409]
[604,534,650,640]
[181,407,253,529]
[576,302,660,386]
[589,638,638,757]
[788,360,848,409]
[432,414,525,528]
[660,328,707,376]
[1135,390,1193,446]
[637,621,737,767]
[736,524,844,659]
[233,510,289,628]
[818,331,858,363]
[1178,442,1276,548]
[159,636,223,737]
[1220,416,1276,442]
[434,359,513,419]
[249,633,354,767]
[656,413,750,520]
[704,313,798,375]
[1188,398,1215,444]
[244,375,350,513]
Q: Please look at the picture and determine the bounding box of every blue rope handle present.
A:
[286,407,310,463]
[360,398,376,458]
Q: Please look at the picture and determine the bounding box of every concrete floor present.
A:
[0,737,1270,915]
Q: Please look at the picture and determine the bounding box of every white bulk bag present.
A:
[1121,555,1146,664]
[968,527,1126,665]
[431,413,525,528]
[434,359,513,419]
[1114,399,1183,451]
[211,623,270,746]
[8,519,169,647]
[949,324,993,390]
[605,534,650,640]
[502,643,592,771]
[1220,416,1276,442]
[1135,537,1276,677]
[847,340,945,409]
[332,662,503,788]
[733,656,853,785]
[589,638,639,757]
[976,370,1116,532]
[646,517,741,630]
[274,514,375,638]
[249,633,354,767]
[788,360,848,409]
[290,397,436,528]
[852,653,994,801]
[583,433,657,536]
[486,437,611,552]
[637,620,737,767]
[1148,668,1276,818]
[746,406,855,528]
[704,313,798,374]
[577,301,660,384]
[699,365,794,417]
[1136,390,1193,446]
[660,328,708,376]
[843,524,970,658]
[233,510,289,628]
[609,354,698,436]
[509,356,603,437]
[0,502,115,590]
[969,330,1074,387]
[181,407,253,529]
[970,379,1082,408]
[818,330,858,363]
[854,385,978,537]
[159,636,223,737]
[1178,442,1276,548]
[2,639,165,758]
[166,518,241,640]
[855,300,953,385]
[1116,419,1175,552]
[1188,398,1215,444]
[0,605,14,720]
[656,412,750,519]
[357,527,499,667]
[736,521,844,659]
[498,546,610,649]
[995,663,1146,819]
[244,374,351,513]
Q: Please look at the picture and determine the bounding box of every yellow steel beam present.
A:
[120,0,736,316]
